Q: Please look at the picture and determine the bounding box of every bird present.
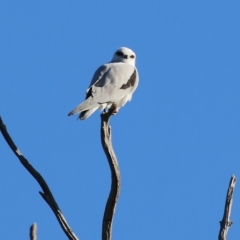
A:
[68,47,139,120]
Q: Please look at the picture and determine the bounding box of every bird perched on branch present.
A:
[68,47,139,120]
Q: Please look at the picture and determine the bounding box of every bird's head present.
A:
[111,47,136,66]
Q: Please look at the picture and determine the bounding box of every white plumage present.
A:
[68,47,139,120]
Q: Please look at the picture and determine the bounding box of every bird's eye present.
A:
[116,51,123,56]
[130,55,135,59]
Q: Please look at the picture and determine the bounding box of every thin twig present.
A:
[100,112,121,240]
[218,175,237,240]
[30,223,37,240]
[0,116,79,240]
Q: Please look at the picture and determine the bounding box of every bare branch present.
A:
[218,175,237,240]
[30,223,37,240]
[0,116,79,240]
[100,112,121,240]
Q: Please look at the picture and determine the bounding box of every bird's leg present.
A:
[109,104,119,115]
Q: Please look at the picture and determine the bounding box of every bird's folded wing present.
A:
[89,63,138,103]
[88,64,111,88]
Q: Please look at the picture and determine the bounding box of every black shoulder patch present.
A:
[120,70,136,90]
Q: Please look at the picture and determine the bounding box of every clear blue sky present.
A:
[1,1,240,239]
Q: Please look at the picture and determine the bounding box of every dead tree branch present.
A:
[100,112,121,240]
[0,116,78,240]
[30,223,37,240]
[218,175,237,240]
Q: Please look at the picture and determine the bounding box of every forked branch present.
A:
[218,175,237,240]
[100,112,121,240]
[0,116,78,240]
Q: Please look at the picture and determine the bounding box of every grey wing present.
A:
[87,64,110,91]
[90,63,138,103]
[68,64,110,116]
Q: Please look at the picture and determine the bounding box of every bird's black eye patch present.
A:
[130,55,135,59]
[116,51,123,56]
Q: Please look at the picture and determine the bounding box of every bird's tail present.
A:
[79,107,98,120]
[68,97,98,116]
